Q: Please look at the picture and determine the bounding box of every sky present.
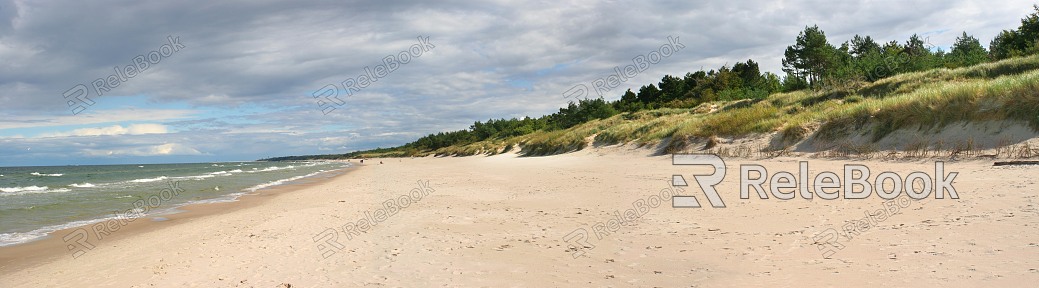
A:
[0,0,1034,166]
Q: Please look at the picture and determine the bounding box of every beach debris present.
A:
[993,160,1039,166]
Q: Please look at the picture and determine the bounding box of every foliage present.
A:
[990,5,1039,60]
[265,5,1039,159]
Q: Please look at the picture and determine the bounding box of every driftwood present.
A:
[993,161,1039,166]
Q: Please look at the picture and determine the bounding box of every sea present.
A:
[0,161,349,247]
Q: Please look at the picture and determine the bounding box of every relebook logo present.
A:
[62,180,185,258]
[669,154,959,208]
[62,35,185,115]
[312,180,436,259]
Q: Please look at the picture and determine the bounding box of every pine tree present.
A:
[949,32,988,67]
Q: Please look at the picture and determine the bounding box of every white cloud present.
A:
[82,143,202,157]
[41,123,169,138]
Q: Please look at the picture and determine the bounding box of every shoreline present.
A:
[0,165,358,272]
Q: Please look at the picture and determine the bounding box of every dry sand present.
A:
[1,147,1038,287]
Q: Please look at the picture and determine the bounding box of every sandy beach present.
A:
[1,147,1037,287]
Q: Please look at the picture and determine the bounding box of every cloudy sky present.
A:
[0,0,1033,166]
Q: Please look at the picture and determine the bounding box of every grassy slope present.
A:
[354,55,1039,158]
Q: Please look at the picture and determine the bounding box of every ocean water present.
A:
[0,161,349,247]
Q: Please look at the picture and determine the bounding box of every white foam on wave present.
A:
[187,192,246,204]
[171,174,215,181]
[259,165,293,172]
[129,176,168,183]
[246,162,327,173]
[30,172,63,177]
[0,186,48,193]
[0,199,186,246]
[0,186,72,196]
[206,169,243,176]
[243,170,327,192]
[0,214,127,247]
[69,183,96,188]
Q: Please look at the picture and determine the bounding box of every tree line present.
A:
[784,5,1039,90]
[268,5,1039,159]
